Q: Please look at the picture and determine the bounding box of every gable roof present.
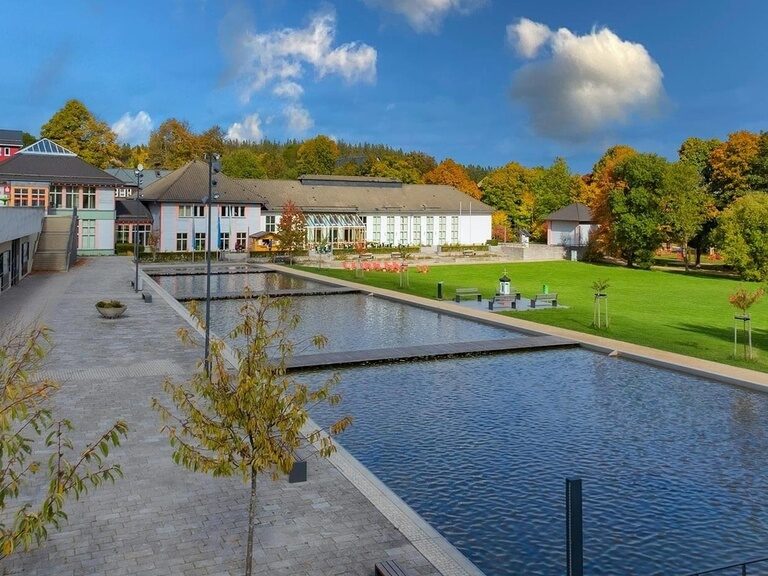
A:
[116,199,153,222]
[0,130,23,147]
[105,167,173,188]
[0,139,123,187]
[141,161,494,214]
[545,203,593,223]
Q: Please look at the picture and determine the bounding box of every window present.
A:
[13,188,29,206]
[451,216,459,243]
[219,232,230,250]
[65,186,78,209]
[439,216,447,244]
[179,205,204,217]
[179,205,193,218]
[193,205,205,217]
[134,224,151,246]
[116,224,130,244]
[81,187,95,209]
[30,188,46,207]
[3,148,9,156]
[265,215,277,232]
[426,216,434,245]
[221,205,245,217]
[116,188,129,198]
[194,232,206,251]
[176,233,188,251]
[49,186,63,208]
[0,251,9,290]
[400,217,408,245]
[372,216,381,242]
[412,217,421,245]
[81,220,96,249]
[386,216,395,245]
[236,232,247,251]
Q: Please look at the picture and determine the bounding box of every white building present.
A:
[544,203,597,247]
[141,162,493,251]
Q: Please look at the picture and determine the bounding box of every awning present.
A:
[305,213,365,228]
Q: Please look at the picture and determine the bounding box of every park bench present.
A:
[454,287,482,302]
[530,293,558,308]
[390,252,402,259]
[273,255,290,264]
[462,249,476,257]
[375,560,415,576]
[488,293,520,310]
[359,252,374,261]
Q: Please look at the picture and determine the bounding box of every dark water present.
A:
[206,293,519,353]
[152,272,327,297]
[308,349,768,576]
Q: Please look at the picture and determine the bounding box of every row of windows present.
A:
[175,231,248,251]
[370,216,459,244]
[178,205,247,218]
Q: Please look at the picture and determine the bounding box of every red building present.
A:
[0,130,23,162]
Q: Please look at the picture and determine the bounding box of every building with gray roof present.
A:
[0,129,24,162]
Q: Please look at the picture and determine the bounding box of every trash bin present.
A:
[437,281,444,300]
[542,284,548,294]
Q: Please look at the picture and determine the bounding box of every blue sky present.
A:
[3,0,767,172]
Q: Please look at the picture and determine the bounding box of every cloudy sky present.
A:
[3,1,767,171]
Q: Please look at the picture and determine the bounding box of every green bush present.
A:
[115,243,144,255]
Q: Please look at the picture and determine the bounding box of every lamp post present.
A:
[133,164,144,292]
[204,155,220,374]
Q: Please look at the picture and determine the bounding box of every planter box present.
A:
[96,305,127,319]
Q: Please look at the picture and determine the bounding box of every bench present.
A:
[375,560,415,576]
[390,252,402,260]
[454,287,482,302]
[488,293,520,310]
[273,255,290,264]
[462,249,476,257]
[359,252,374,261]
[530,293,558,308]
[141,292,152,303]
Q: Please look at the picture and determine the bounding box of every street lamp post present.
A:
[204,155,220,374]
[133,164,144,292]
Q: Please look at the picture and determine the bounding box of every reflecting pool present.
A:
[152,272,328,297]
[309,349,768,576]
[206,293,519,353]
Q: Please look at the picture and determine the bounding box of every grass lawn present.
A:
[300,260,768,372]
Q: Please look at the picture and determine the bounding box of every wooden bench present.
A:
[530,293,558,308]
[454,287,482,302]
[390,252,402,260]
[375,560,415,576]
[462,249,476,257]
[488,293,520,310]
[359,252,374,261]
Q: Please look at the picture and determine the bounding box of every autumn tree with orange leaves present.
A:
[424,159,482,199]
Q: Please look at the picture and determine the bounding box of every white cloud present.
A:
[233,8,376,104]
[363,0,486,32]
[507,19,665,141]
[273,81,304,99]
[111,111,153,144]
[507,18,551,58]
[283,104,314,134]
[226,113,264,142]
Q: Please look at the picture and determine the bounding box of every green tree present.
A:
[479,162,532,230]
[0,323,127,557]
[222,148,266,179]
[609,153,668,268]
[404,151,437,178]
[747,131,768,192]
[147,119,202,169]
[717,193,768,280]
[199,126,226,157]
[40,99,119,168]
[708,131,759,206]
[21,132,37,147]
[296,135,339,175]
[276,200,307,263]
[678,136,721,183]
[152,297,350,576]
[660,162,714,271]
[529,157,580,238]
[369,155,421,183]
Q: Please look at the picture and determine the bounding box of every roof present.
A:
[0,139,124,187]
[106,167,173,188]
[142,161,494,214]
[116,199,153,222]
[298,174,402,187]
[544,203,593,223]
[0,130,23,147]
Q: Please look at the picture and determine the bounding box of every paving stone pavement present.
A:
[0,257,441,576]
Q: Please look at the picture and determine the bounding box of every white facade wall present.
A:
[547,221,596,246]
[156,203,262,251]
[96,187,115,210]
[362,213,491,246]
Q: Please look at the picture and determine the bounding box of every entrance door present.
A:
[10,239,19,286]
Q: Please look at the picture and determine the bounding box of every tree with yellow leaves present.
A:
[424,158,482,199]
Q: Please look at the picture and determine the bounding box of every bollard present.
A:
[543,284,549,294]
[437,281,444,300]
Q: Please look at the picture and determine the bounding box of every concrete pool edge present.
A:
[276,265,768,393]
[142,270,486,576]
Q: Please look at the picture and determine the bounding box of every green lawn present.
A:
[300,260,768,372]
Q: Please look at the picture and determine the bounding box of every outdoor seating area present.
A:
[454,287,483,302]
[530,293,558,307]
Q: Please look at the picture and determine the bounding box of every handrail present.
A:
[683,556,768,575]
[65,206,78,270]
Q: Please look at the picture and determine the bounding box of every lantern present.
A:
[499,273,511,296]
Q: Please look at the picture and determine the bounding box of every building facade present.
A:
[0,130,24,162]
[0,139,123,255]
[544,203,597,247]
[0,206,44,294]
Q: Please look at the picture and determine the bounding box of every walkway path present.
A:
[0,257,442,576]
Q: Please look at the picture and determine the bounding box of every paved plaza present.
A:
[0,257,442,576]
